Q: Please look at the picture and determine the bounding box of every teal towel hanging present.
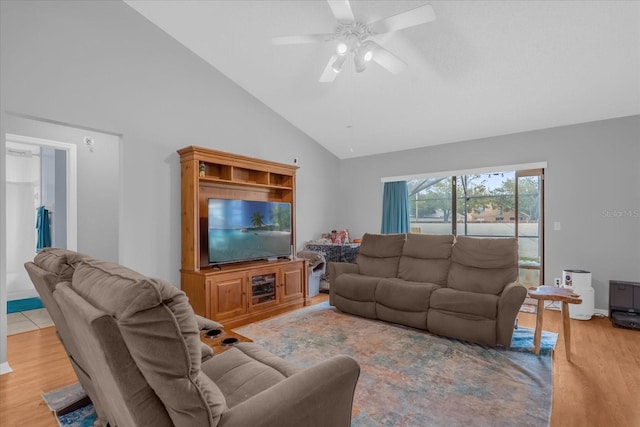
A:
[36,205,51,252]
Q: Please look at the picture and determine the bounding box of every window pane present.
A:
[457,172,516,237]
[408,177,452,234]
[519,268,540,287]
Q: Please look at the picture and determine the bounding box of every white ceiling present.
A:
[124,0,640,159]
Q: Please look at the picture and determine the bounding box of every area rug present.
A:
[41,383,96,427]
[235,302,557,427]
[520,303,537,314]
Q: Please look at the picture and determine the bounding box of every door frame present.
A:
[5,133,77,250]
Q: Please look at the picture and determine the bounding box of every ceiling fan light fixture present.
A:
[278,0,437,83]
[360,41,375,62]
[332,54,347,73]
[336,41,348,56]
[353,41,374,73]
[353,53,367,73]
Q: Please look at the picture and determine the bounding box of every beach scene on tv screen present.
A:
[208,199,291,264]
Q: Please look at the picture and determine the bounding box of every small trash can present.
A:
[296,250,326,298]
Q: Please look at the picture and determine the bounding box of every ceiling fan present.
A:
[272,0,436,82]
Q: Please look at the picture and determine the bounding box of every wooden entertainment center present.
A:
[178,146,308,329]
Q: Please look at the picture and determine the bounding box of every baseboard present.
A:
[544,303,609,318]
[595,308,609,317]
[0,362,13,375]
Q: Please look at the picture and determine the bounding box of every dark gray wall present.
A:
[339,115,640,310]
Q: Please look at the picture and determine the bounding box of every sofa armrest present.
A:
[328,262,360,305]
[496,281,528,347]
[328,261,360,280]
[194,314,223,330]
[218,355,360,427]
[200,342,214,363]
[195,315,222,362]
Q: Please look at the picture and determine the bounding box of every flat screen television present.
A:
[207,198,292,265]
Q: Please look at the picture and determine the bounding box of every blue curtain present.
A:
[381,181,410,234]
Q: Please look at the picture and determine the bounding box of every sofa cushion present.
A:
[398,234,453,284]
[447,237,518,294]
[452,236,518,269]
[427,309,497,345]
[375,278,440,329]
[430,287,499,319]
[334,274,380,302]
[358,233,407,258]
[72,259,226,426]
[402,233,454,259]
[202,343,300,409]
[375,278,440,313]
[333,295,377,319]
[357,233,406,277]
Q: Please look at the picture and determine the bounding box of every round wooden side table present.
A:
[527,285,582,361]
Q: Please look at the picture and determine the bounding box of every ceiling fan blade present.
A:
[327,0,355,23]
[272,34,333,45]
[369,4,436,35]
[319,55,339,82]
[369,42,407,74]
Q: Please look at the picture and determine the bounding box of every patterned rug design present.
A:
[236,302,556,427]
[41,383,96,427]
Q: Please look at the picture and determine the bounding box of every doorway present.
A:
[5,133,77,303]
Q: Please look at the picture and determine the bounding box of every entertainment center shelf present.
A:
[199,176,293,191]
[199,167,293,189]
[178,146,308,328]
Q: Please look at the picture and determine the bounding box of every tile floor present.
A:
[7,308,54,335]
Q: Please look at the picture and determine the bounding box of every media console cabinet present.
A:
[178,146,308,328]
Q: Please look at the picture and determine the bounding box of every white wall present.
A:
[339,116,640,311]
[5,115,121,262]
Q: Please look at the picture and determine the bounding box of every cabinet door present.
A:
[248,268,279,313]
[279,261,305,304]
[209,272,247,321]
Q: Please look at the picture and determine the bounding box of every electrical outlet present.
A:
[554,277,561,286]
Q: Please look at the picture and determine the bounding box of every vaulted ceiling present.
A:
[124,1,640,159]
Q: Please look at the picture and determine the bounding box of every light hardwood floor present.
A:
[1,296,638,426]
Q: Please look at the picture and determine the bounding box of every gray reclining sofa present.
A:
[329,233,527,347]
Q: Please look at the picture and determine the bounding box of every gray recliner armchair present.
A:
[25,249,225,426]
[24,249,110,425]
[47,255,360,427]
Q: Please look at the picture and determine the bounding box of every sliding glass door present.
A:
[515,170,544,287]
[408,168,544,285]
